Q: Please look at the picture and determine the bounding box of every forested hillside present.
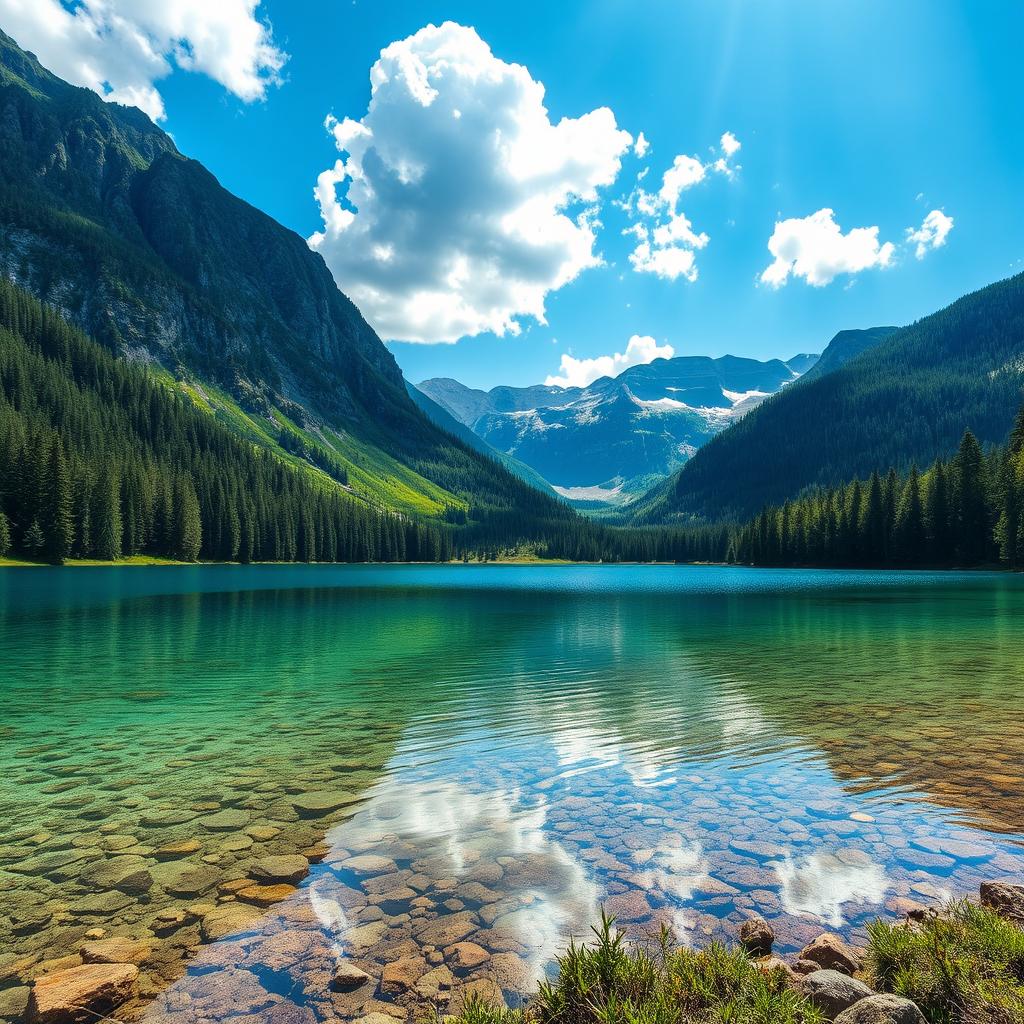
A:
[634,272,1024,523]
[0,28,573,532]
[0,280,454,563]
[731,419,1024,568]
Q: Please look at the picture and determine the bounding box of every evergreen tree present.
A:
[42,436,74,564]
[173,476,203,562]
[0,508,10,557]
[93,467,123,562]
[952,430,988,565]
[896,466,925,566]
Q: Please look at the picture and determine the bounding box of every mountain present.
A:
[799,326,898,383]
[633,273,1024,523]
[419,353,817,503]
[405,382,559,497]
[0,28,571,534]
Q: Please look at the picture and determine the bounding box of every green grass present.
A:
[866,900,1024,1024]
[169,372,466,520]
[455,913,822,1024]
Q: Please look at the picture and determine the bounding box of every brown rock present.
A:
[200,904,263,942]
[28,964,138,1024]
[754,956,798,984]
[380,956,427,994]
[799,933,863,976]
[331,961,372,991]
[248,855,310,885]
[450,978,505,1013]
[738,916,774,957]
[236,883,296,907]
[603,891,652,923]
[980,880,1024,925]
[79,937,152,965]
[153,839,202,860]
[445,942,489,969]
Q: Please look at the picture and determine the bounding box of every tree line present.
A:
[729,416,1024,569]
[0,279,453,564]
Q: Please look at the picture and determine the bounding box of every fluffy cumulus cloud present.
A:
[621,132,740,281]
[0,0,286,122]
[906,208,954,259]
[309,22,633,344]
[760,208,896,288]
[545,334,674,388]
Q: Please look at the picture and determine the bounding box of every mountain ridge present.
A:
[632,273,1024,523]
[419,352,819,502]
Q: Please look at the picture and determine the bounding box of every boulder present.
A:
[290,792,358,819]
[236,883,296,907]
[801,970,874,1020]
[78,856,153,895]
[738,916,774,957]
[799,933,863,975]
[754,956,798,984]
[834,994,927,1024]
[330,962,372,991]
[79,937,152,965]
[445,942,489,969]
[153,840,202,860]
[380,956,427,994]
[248,855,310,885]
[28,964,138,1024]
[980,880,1024,925]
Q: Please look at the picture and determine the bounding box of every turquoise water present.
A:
[1,565,1022,1022]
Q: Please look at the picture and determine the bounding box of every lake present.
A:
[1,565,1023,1023]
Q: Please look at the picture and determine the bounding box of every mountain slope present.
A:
[420,353,816,502]
[405,382,559,497]
[799,326,898,383]
[0,28,570,530]
[634,274,1024,523]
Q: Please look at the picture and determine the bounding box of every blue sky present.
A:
[7,1,1023,389]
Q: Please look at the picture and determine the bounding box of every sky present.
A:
[3,1,1022,390]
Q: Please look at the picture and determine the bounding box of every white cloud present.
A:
[0,0,286,122]
[545,334,674,388]
[906,208,953,259]
[621,132,740,281]
[760,208,896,288]
[309,22,632,344]
[633,131,650,158]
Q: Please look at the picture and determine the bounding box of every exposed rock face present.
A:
[799,933,864,976]
[738,916,774,957]
[980,880,1024,924]
[801,970,874,1020]
[833,994,927,1024]
[28,964,138,1024]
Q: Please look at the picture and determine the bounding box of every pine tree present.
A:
[953,430,988,565]
[0,509,10,557]
[93,466,123,562]
[896,466,925,566]
[42,437,74,564]
[173,475,202,561]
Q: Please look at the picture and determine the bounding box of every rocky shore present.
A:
[3,877,1021,1024]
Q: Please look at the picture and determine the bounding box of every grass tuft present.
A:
[866,900,1024,1024]
[449,912,822,1024]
